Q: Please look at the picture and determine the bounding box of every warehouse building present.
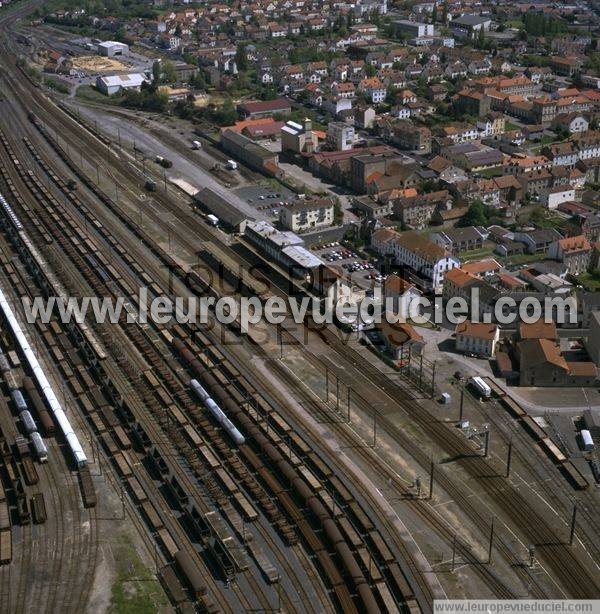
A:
[95,73,147,96]
[221,129,283,178]
[97,41,129,57]
[192,187,251,233]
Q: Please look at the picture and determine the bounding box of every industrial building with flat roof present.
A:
[220,129,282,178]
[95,73,147,96]
[192,187,252,232]
[96,41,129,56]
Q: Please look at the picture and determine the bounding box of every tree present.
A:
[189,71,206,90]
[475,25,486,49]
[364,64,377,77]
[441,1,448,24]
[161,60,177,84]
[152,60,161,84]
[211,98,237,126]
[235,43,248,72]
[458,200,488,227]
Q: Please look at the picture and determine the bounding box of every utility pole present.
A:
[430,360,436,399]
[505,437,513,478]
[483,426,490,457]
[459,387,464,422]
[415,477,422,498]
[451,534,457,571]
[528,545,535,568]
[347,386,351,422]
[276,579,281,612]
[372,410,377,448]
[428,457,434,500]
[325,364,329,402]
[487,516,495,564]
[569,502,577,546]
[336,377,340,411]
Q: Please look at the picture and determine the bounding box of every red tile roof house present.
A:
[455,320,500,358]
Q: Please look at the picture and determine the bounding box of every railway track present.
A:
[0,137,251,610]
[0,66,556,608]
[0,48,438,612]
[3,0,599,607]
[0,94,390,612]
[0,255,100,613]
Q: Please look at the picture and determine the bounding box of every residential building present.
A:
[371,228,459,293]
[545,186,576,210]
[352,196,392,220]
[585,312,600,366]
[442,267,483,303]
[279,198,335,232]
[513,228,563,255]
[383,274,421,319]
[430,226,486,254]
[355,107,376,129]
[518,339,596,387]
[385,121,432,153]
[327,122,355,151]
[393,20,433,39]
[548,235,592,275]
[358,77,387,104]
[455,320,500,358]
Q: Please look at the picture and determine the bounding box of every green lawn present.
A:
[109,536,168,613]
[505,19,524,28]
[505,120,521,131]
[76,84,123,105]
[508,252,544,266]
[575,273,600,292]
[476,167,503,178]
[458,245,496,261]
[530,135,563,152]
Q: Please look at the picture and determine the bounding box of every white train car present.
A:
[31,432,48,462]
[470,376,491,399]
[0,254,87,468]
[190,379,245,445]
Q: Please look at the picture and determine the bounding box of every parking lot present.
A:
[233,184,296,220]
[313,243,387,290]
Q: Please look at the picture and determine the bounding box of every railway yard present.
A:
[1,1,600,613]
